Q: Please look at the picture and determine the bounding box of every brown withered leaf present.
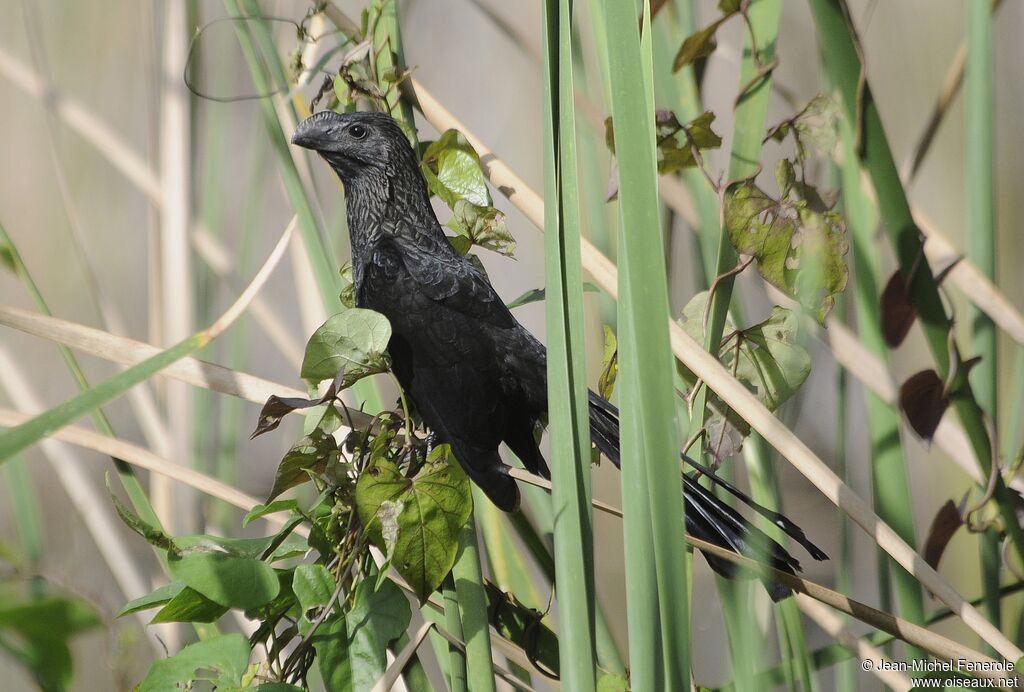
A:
[880,271,917,347]
[605,111,722,201]
[251,395,323,438]
[899,369,948,440]
[923,499,964,570]
[251,371,345,438]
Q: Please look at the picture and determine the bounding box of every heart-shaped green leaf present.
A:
[301,308,392,386]
[355,452,473,602]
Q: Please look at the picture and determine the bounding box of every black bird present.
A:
[292,110,825,596]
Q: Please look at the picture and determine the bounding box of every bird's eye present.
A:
[349,124,367,140]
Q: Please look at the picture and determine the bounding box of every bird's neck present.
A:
[343,165,447,260]
[343,169,392,251]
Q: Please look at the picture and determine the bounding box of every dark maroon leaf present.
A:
[251,395,325,439]
[899,369,948,440]
[252,373,346,439]
[923,499,963,570]
[880,271,917,348]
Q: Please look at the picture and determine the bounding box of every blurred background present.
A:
[1,0,1023,689]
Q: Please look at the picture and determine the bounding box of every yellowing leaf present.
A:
[598,325,618,400]
[724,161,848,322]
[731,307,812,411]
[447,199,516,257]
[356,450,473,602]
[678,293,812,461]
[766,94,841,160]
[605,110,722,178]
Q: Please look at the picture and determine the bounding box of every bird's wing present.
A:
[387,235,517,329]
[390,235,549,405]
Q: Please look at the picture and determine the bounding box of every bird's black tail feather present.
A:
[588,391,826,600]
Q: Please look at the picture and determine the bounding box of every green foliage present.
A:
[309,578,411,691]
[421,130,491,208]
[356,446,474,602]
[339,262,356,309]
[0,240,15,272]
[506,287,546,309]
[151,587,228,624]
[116,434,432,687]
[293,564,335,612]
[506,282,599,310]
[483,582,560,676]
[116,523,310,625]
[678,292,811,460]
[598,0,691,687]
[446,199,516,256]
[301,309,392,387]
[660,110,723,169]
[108,481,177,553]
[681,297,811,411]
[730,311,810,407]
[724,160,848,322]
[597,671,630,692]
[598,325,619,401]
[244,499,302,526]
[0,586,101,692]
[167,552,281,610]
[266,430,339,502]
[420,130,516,256]
[139,633,251,692]
[113,290,480,687]
[118,582,185,617]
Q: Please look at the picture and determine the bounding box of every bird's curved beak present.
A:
[291,112,337,151]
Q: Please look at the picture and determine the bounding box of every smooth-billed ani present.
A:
[291,110,825,596]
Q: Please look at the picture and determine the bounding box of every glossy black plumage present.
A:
[292,110,825,596]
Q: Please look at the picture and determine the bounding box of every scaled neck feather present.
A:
[339,153,449,259]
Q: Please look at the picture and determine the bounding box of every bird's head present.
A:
[291,110,414,184]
